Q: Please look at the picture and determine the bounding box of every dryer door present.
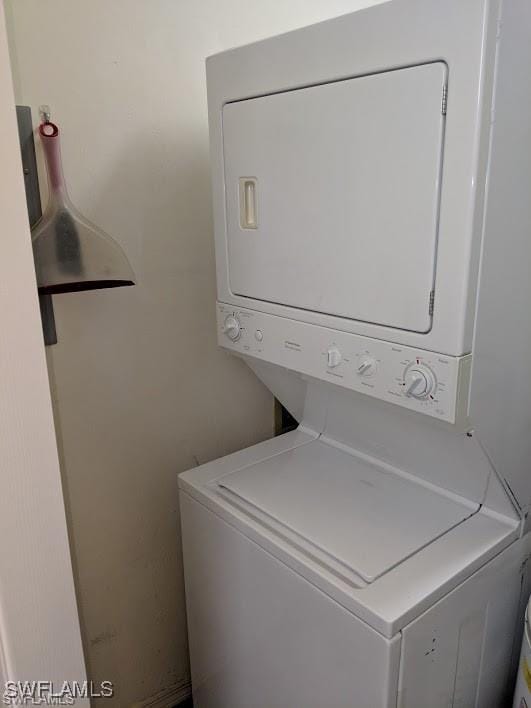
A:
[223,62,446,333]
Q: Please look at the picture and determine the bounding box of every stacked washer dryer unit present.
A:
[179,0,531,705]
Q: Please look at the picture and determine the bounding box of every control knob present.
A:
[403,364,436,400]
[357,356,377,377]
[223,315,241,341]
[326,347,342,368]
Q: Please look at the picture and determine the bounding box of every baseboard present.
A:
[130,680,192,708]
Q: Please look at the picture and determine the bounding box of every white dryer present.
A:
[179,0,531,705]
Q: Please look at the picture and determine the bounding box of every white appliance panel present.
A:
[179,432,519,637]
[217,440,476,584]
[398,540,523,708]
[181,491,401,708]
[223,62,446,333]
[469,0,531,515]
[217,303,471,424]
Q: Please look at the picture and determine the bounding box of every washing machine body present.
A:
[180,431,525,707]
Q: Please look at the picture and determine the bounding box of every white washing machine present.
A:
[179,0,531,705]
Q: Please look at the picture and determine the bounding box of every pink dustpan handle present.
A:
[39,121,64,191]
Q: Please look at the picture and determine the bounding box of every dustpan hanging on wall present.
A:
[31,106,135,294]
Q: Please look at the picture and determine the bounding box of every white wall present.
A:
[0,5,86,702]
[5,1,378,705]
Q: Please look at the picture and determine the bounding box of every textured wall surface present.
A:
[5,0,378,704]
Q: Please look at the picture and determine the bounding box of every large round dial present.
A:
[403,364,436,400]
[223,315,241,341]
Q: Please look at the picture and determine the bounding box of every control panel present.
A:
[218,303,471,424]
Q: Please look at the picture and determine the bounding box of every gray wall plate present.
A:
[16,105,57,346]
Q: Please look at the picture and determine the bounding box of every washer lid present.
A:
[218,440,476,584]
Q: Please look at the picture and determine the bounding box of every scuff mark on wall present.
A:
[90,630,118,647]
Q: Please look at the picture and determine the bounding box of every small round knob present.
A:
[357,356,377,377]
[223,315,241,341]
[327,347,342,368]
[403,365,436,399]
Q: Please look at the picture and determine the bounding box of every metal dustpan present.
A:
[31,108,135,295]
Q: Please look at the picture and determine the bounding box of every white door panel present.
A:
[0,6,87,701]
[223,62,446,333]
